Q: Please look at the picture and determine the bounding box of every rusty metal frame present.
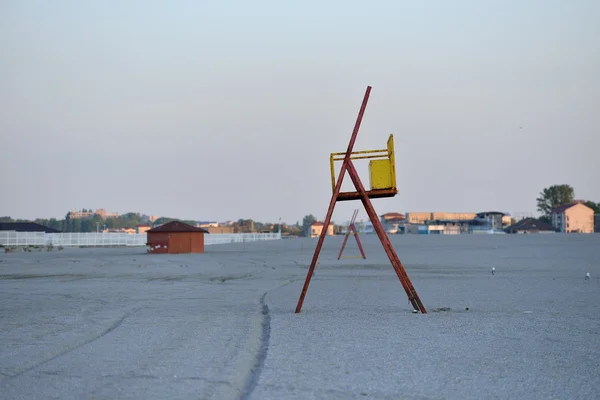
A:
[337,209,366,260]
[295,86,427,314]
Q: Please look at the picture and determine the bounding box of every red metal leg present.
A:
[338,209,360,260]
[345,159,427,313]
[295,87,372,314]
[351,224,367,259]
[337,230,351,260]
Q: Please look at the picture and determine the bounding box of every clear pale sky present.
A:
[1,1,598,225]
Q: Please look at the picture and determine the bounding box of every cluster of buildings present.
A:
[196,221,236,234]
[67,209,159,224]
[67,208,121,220]
[309,202,597,237]
[63,210,260,235]
[13,202,595,237]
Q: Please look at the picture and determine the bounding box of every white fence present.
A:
[0,231,46,247]
[47,233,148,247]
[0,231,282,248]
[204,232,281,246]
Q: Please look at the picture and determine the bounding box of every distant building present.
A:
[95,209,119,219]
[406,212,477,225]
[380,212,405,234]
[551,203,594,233]
[472,211,507,232]
[140,215,160,223]
[137,225,151,234]
[205,226,235,234]
[309,221,334,238]
[425,219,472,235]
[105,228,136,234]
[198,221,219,228]
[504,218,555,234]
[430,212,476,221]
[595,215,600,233]
[405,212,432,224]
[67,210,94,219]
[68,209,119,220]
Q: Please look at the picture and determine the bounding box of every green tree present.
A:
[536,184,575,218]
[302,214,317,237]
[584,201,600,214]
[284,225,302,236]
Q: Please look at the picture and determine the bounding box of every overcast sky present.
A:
[1,1,598,225]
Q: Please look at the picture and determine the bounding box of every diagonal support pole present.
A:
[350,223,366,259]
[345,160,427,313]
[295,87,371,314]
[337,211,355,260]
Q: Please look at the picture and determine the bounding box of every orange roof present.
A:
[381,212,405,219]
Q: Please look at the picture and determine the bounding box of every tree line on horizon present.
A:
[0,213,312,235]
[2,186,596,234]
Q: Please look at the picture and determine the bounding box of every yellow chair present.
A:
[330,134,397,201]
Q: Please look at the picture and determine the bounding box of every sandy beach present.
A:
[1,234,599,399]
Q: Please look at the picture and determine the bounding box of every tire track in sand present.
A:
[2,308,139,380]
[215,278,300,400]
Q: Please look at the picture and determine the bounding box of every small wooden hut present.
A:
[146,221,209,254]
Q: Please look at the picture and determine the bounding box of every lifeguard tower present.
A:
[337,209,366,260]
[295,86,427,314]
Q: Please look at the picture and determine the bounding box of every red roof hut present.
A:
[146,221,209,254]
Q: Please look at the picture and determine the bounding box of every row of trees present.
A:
[6,186,594,234]
[0,214,314,235]
[536,184,599,222]
[0,213,155,233]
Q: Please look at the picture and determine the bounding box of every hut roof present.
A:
[147,221,209,233]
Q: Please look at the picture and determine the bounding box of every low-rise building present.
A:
[146,221,209,254]
[504,218,554,234]
[551,203,594,233]
[405,212,432,224]
[68,209,119,220]
[309,221,334,238]
[472,211,507,232]
[198,221,219,228]
[430,212,476,221]
[406,212,477,225]
[380,212,405,234]
[95,209,119,219]
[137,225,151,234]
[206,226,235,234]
